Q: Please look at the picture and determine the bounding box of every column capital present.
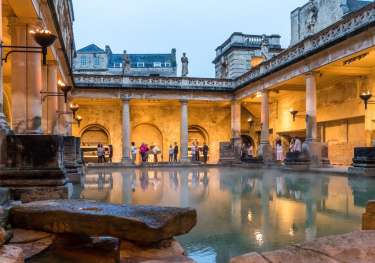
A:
[180,99,188,104]
[304,71,320,78]
[46,60,58,66]
[121,98,131,103]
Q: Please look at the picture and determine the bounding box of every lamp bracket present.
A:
[1,45,46,64]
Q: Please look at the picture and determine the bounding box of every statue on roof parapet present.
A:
[181,52,189,77]
[122,50,131,75]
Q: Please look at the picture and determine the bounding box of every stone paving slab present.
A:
[230,230,375,263]
[9,200,197,245]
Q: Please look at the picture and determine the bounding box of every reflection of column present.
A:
[305,72,318,142]
[47,61,58,134]
[122,171,134,204]
[231,193,242,229]
[122,99,131,163]
[180,170,189,207]
[180,100,189,162]
[305,198,317,241]
[260,91,272,161]
[260,174,270,248]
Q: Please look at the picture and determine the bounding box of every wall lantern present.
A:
[289,109,299,122]
[69,103,80,119]
[360,91,374,110]
[75,115,83,127]
[248,117,254,128]
[41,80,72,104]
[1,29,57,65]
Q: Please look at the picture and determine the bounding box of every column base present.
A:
[121,157,133,165]
[259,143,273,163]
[303,141,330,168]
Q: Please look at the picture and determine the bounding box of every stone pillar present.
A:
[11,19,43,134]
[122,99,131,163]
[0,0,11,166]
[259,91,272,162]
[305,72,318,142]
[47,62,58,134]
[10,19,27,133]
[57,95,66,135]
[27,24,43,134]
[305,72,323,167]
[180,100,189,162]
[231,100,241,155]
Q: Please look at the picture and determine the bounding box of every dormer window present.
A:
[153,62,162,68]
[94,57,100,66]
[137,62,145,68]
[164,62,171,67]
[80,56,88,66]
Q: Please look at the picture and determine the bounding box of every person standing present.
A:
[248,144,254,158]
[169,145,174,163]
[140,143,147,163]
[195,142,200,161]
[173,142,179,162]
[108,145,113,163]
[97,144,101,163]
[152,144,160,163]
[293,137,302,153]
[276,139,283,162]
[191,142,196,162]
[131,142,137,164]
[203,143,209,164]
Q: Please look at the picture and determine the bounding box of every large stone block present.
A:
[9,200,197,245]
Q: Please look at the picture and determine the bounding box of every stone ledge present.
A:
[230,230,375,263]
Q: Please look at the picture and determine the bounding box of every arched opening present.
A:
[131,123,163,161]
[80,124,111,163]
[241,134,254,147]
[188,125,209,161]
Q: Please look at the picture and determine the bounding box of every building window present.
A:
[94,57,100,66]
[80,56,88,66]
[153,62,162,68]
[164,62,171,67]
[137,62,145,68]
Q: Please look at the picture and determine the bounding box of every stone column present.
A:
[57,95,66,135]
[0,0,11,166]
[10,19,27,133]
[27,26,43,134]
[122,99,131,163]
[231,100,241,156]
[305,72,324,167]
[47,61,58,134]
[305,72,318,142]
[259,91,272,162]
[180,100,189,162]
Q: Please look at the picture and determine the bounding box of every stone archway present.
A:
[241,134,254,147]
[188,125,209,146]
[80,124,111,146]
[131,123,163,158]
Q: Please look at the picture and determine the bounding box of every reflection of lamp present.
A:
[2,28,57,65]
[69,103,80,119]
[289,109,299,122]
[360,91,373,110]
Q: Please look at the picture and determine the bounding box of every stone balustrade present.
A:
[74,74,234,91]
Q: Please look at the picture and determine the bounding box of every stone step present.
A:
[9,200,197,245]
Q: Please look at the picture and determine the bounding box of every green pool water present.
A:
[72,167,375,263]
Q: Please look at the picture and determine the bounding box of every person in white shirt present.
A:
[131,142,137,164]
[152,144,160,163]
[293,137,302,153]
[169,145,174,162]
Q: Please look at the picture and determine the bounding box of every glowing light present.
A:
[288,228,295,236]
[254,231,264,246]
[247,210,253,223]
[255,92,262,98]
[58,80,66,87]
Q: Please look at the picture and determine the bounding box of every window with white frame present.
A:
[153,62,162,68]
[80,56,88,66]
[137,62,145,68]
[164,62,171,67]
[94,56,100,66]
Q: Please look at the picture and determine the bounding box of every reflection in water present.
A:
[76,168,375,263]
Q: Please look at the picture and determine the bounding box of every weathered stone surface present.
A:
[120,255,195,263]
[10,186,68,203]
[229,252,269,263]
[9,200,197,244]
[49,235,120,263]
[120,239,185,260]
[9,229,53,243]
[0,226,7,245]
[0,245,24,263]
[230,231,375,263]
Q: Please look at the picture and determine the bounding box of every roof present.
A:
[108,53,177,68]
[77,44,105,54]
[348,0,372,12]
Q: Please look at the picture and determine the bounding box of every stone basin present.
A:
[9,200,197,245]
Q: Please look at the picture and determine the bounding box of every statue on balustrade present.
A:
[181,53,189,77]
[122,50,131,75]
